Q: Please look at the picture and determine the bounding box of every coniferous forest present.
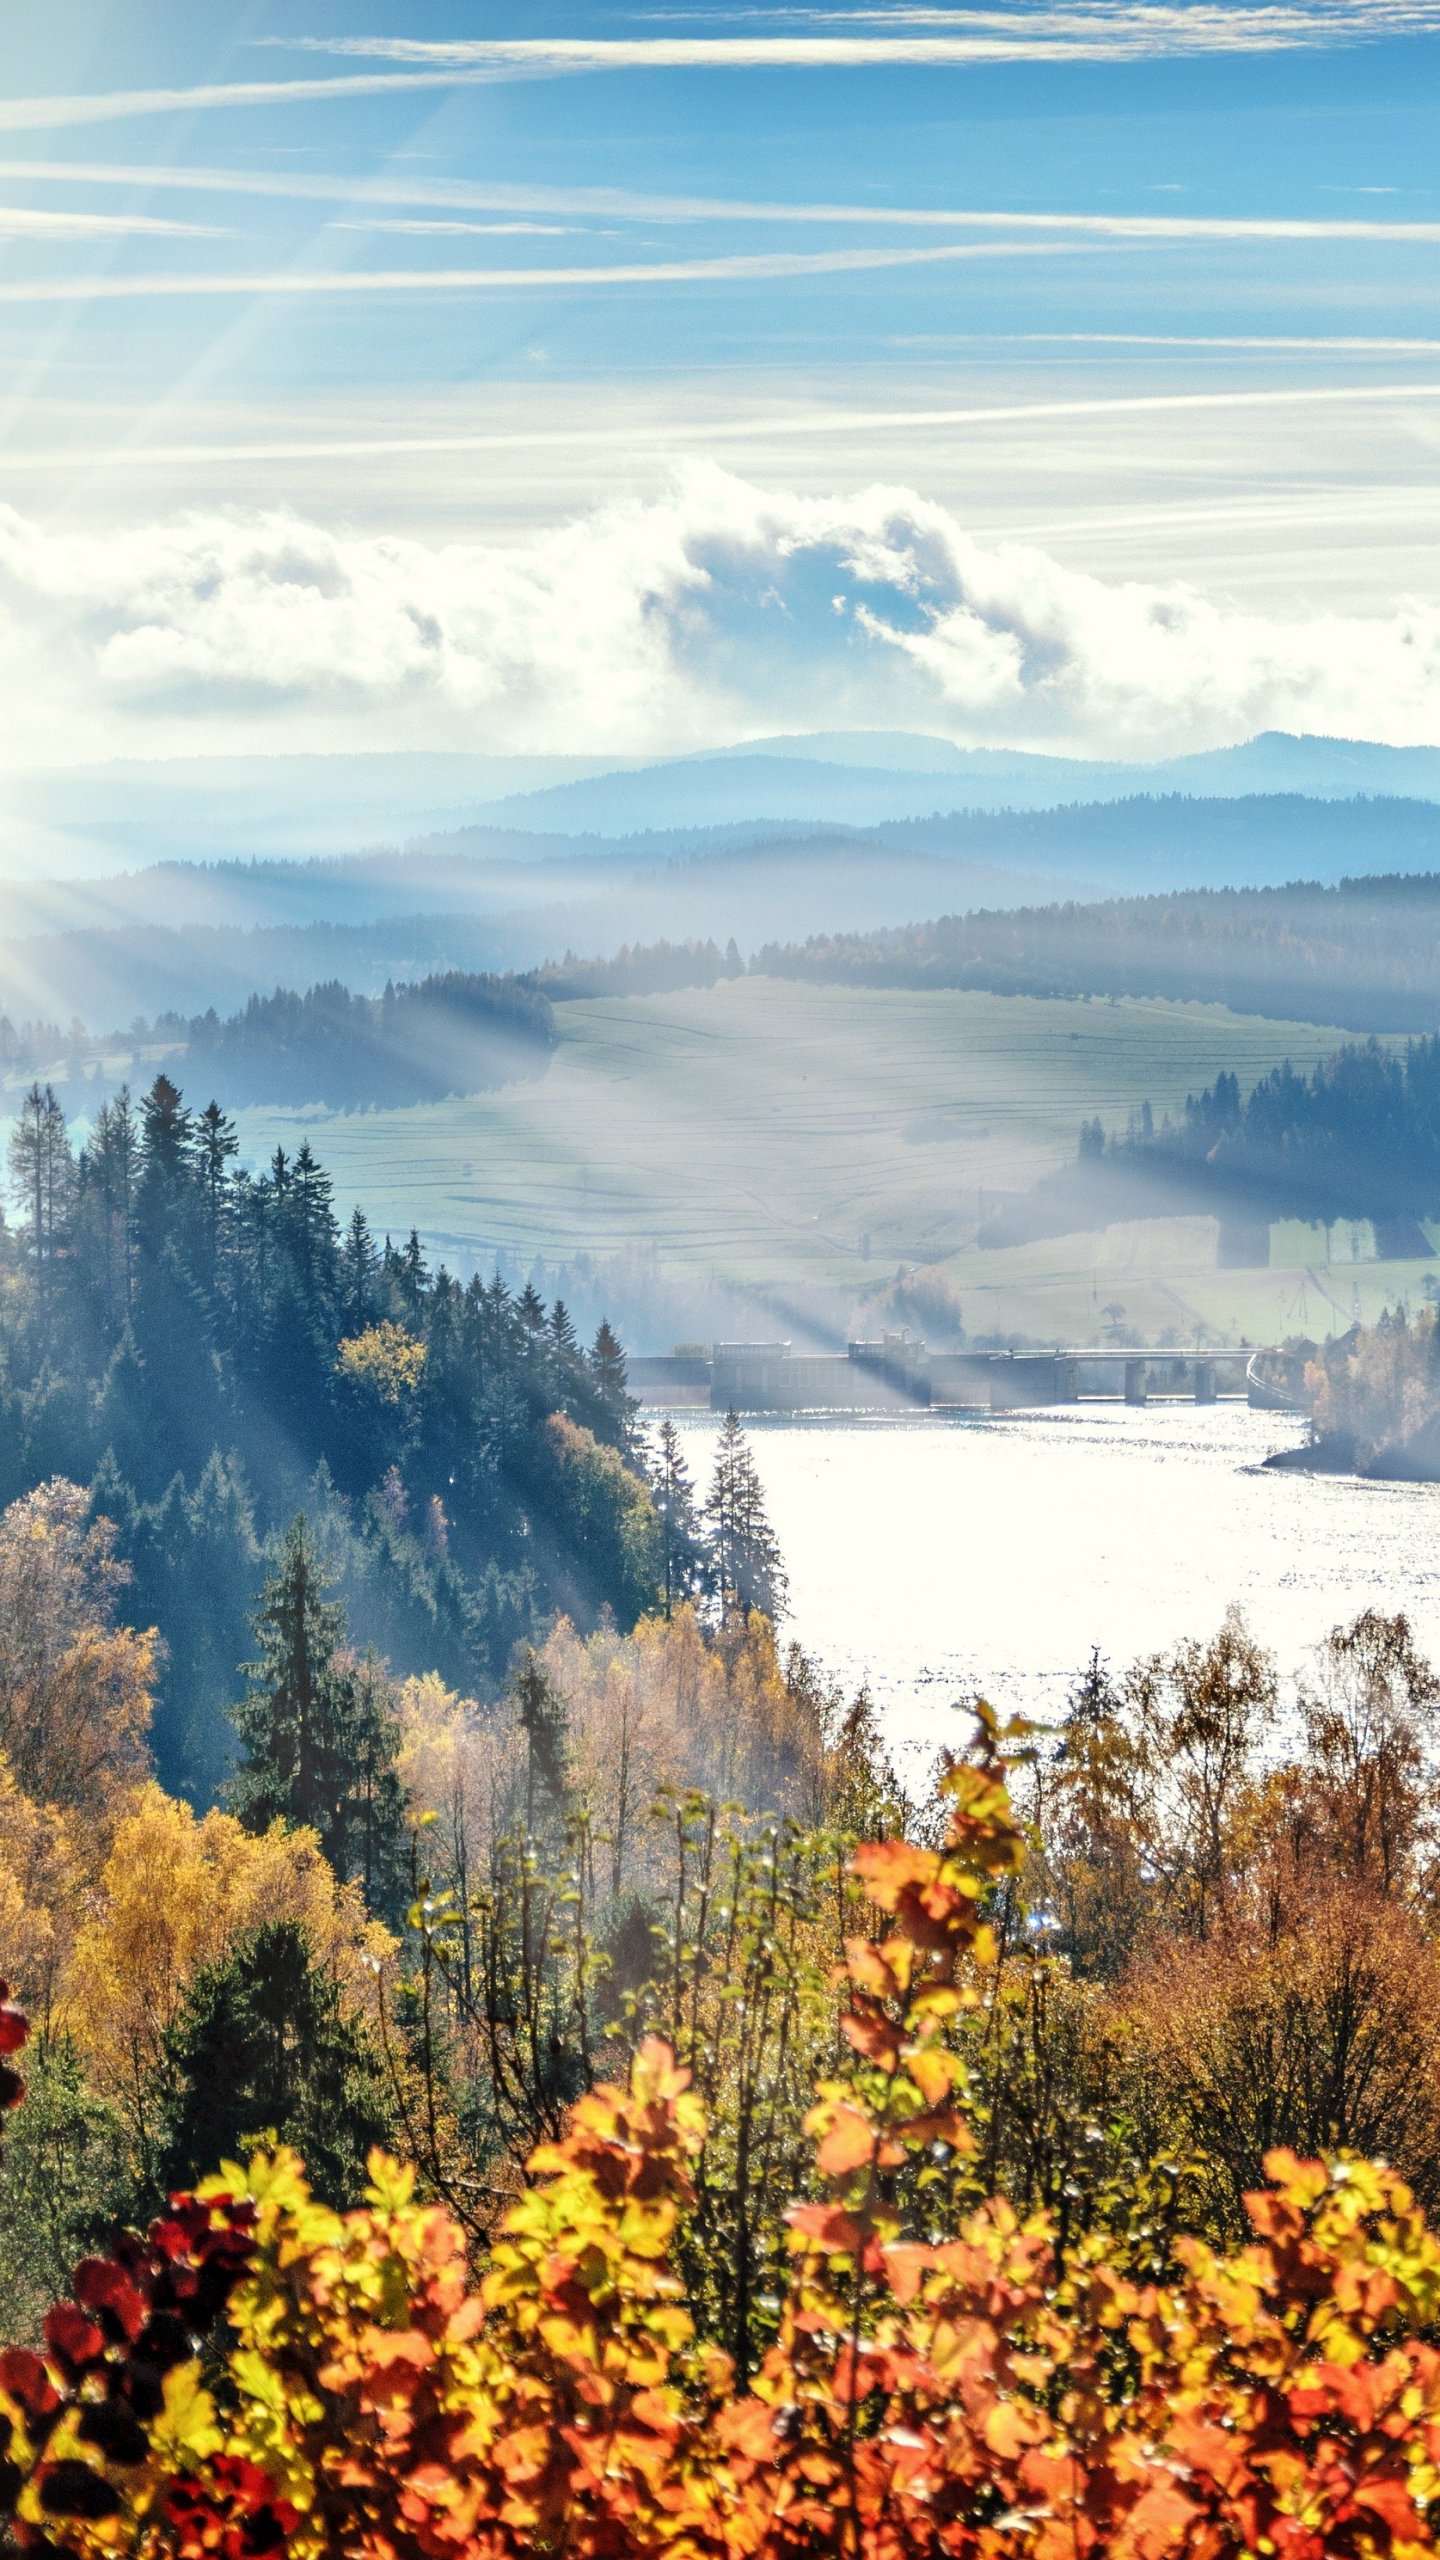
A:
[0,1071,781,1798]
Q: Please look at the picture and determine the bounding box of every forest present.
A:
[749,872,1440,1031]
[5,1480,1440,2558]
[984,1034,1440,1248]
[0,1072,783,1796]
[2,972,556,1115]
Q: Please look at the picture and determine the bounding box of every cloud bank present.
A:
[3,467,1440,764]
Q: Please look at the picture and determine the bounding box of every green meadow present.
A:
[224,977,1430,1345]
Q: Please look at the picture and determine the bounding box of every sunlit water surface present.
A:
[666,1407,1440,1773]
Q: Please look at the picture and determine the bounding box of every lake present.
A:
[665,1406,1440,1774]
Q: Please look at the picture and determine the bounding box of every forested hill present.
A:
[984,1035,1440,1249]
[749,873,1440,1033]
[175,970,554,1108]
[1,1074,654,1798]
[2,971,556,1114]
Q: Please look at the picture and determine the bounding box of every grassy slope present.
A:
[230,977,1427,1344]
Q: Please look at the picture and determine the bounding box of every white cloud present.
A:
[4,468,1440,765]
[8,157,1440,245]
[0,204,222,237]
[329,219,580,236]
[0,239,1087,305]
[284,9,1440,65]
[0,0,1430,138]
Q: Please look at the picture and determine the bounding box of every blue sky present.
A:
[2,0,1440,764]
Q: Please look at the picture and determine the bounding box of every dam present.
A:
[627,1334,1301,1415]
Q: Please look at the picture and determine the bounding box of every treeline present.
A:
[160,969,554,1108]
[2,973,555,1114]
[986,1034,1440,1248]
[1304,1302,1440,1474]
[748,872,1440,1032]
[513,871,1440,1034]
[0,1073,783,1797]
[533,935,744,1001]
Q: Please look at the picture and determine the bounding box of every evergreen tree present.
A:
[339,1205,381,1334]
[548,1298,580,1360]
[229,1517,408,1911]
[653,1416,702,1619]
[135,1075,195,1266]
[515,1647,570,1833]
[589,1319,637,1447]
[8,1082,73,1297]
[703,1410,788,1624]
[195,1100,238,1286]
[157,1919,392,2206]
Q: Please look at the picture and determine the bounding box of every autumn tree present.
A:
[1293,1608,1440,1895]
[0,1481,155,1820]
[63,1782,388,2190]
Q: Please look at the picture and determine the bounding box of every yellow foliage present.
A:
[65,1784,392,2149]
[0,1478,156,1818]
[335,1321,427,1402]
[0,1753,81,2027]
[541,1604,833,1885]
[396,1611,839,1915]
[1308,1305,1440,1469]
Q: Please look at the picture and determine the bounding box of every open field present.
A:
[222,976,1429,1347]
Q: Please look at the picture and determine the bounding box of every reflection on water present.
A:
[666,1407,1440,1771]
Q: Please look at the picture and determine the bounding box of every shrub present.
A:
[10,1742,1440,2560]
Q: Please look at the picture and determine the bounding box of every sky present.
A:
[3,0,1440,763]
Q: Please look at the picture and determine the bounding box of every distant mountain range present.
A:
[472,732,1440,838]
[8,729,1440,880]
[9,783,1440,1036]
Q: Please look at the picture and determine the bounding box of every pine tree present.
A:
[653,1416,702,1618]
[229,1517,407,1911]
[703,1410,788,1624]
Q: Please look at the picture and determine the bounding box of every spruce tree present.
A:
[229,1517,408,1914]
[590,1319,637,1446]
[703,1410,788,1624]
[653,1416,702,1618]
[157,1919,392,2206]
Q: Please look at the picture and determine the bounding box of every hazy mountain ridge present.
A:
[8,729,1440,885]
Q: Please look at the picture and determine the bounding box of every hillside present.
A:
[226,977,1377,1351]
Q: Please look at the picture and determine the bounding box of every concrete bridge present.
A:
[629,1334,1304,1416]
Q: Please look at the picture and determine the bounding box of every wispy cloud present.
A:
[280,9,1440,68]
[7,377,1440,472]
[329,219,580,237]
[0,240,1093,304]
[0,0,1431,135]
[0,204,222,238]
[4,158,1440,247]
[6,465,1440,764]
[0,71,515,138]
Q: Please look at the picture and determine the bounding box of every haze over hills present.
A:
[471,733,1440,839]
[10,731,1440,886]
[10,782,1440,1035]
